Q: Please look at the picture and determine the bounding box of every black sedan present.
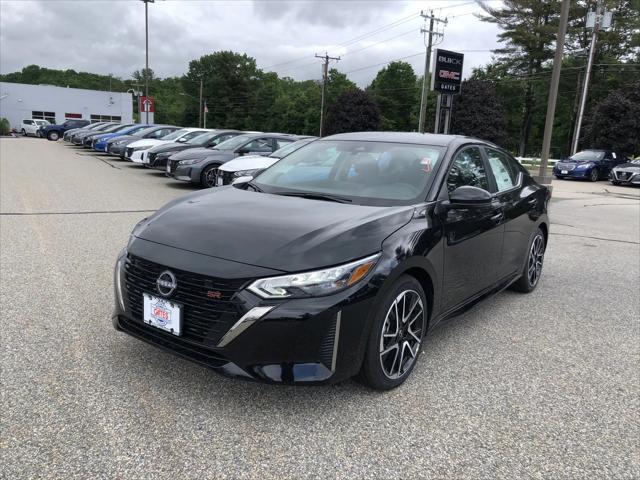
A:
[104,125,181,158]
[145,130,243,170]
[166,133,300,187]
[114,132,550,390]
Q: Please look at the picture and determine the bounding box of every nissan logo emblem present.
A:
[156,270,177,297]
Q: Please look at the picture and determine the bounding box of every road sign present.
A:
[139,96,155,113]
[431,49,464,94]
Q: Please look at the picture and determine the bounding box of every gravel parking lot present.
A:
[1,137,639,479]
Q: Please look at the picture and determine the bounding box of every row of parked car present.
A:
[56,120,316,187]
[552,149,640,186]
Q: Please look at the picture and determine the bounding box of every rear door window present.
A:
[485,148,519,192]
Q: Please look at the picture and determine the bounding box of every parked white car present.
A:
[21,119,50,137]
[126,128,213,163]
[216,137,316,186]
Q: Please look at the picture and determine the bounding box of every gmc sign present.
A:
[432,49,464,94]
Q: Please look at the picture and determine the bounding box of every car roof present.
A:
[322,131,495,147]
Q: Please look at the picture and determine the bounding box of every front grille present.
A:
[557,163,576,171]
[118,316,229,368]
[124,254,247,347]
[126,147,134,158]
[148,152,157,165]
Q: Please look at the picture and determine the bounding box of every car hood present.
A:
[128,139,169,149]
[613,163,640,172]
[149,143,193,154]
[106,135,138,145]
[169,147,218,161]
[219,155,275,172]
[134,186,414,272]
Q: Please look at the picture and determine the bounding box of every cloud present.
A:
[0,0,501,87]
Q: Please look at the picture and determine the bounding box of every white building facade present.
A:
[0,82,133,129]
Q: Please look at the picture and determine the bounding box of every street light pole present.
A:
[536,0,570,185]
[141,0,154,124]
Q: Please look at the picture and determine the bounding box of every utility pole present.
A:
[418,10,446,133]
[141,0,154,125]
[198,77,203,129]
[203,100,208,128]
[571,0,611,155]
[315,53,340,137]
[537,0,571,185]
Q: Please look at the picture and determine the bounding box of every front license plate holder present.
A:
[143,293,182,336]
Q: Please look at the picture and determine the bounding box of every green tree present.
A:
[450,80,507,146]
[368,61,418,131]
[479,0,561,156]
[325,89,381,135]
[581,81,640,156]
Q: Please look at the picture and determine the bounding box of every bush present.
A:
[0,118,10,136]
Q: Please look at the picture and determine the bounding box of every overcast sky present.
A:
[0,0,503,86]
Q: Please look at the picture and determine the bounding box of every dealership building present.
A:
[0,82,133,129]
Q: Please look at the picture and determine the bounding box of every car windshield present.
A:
[570,151,605,161]
[214,134,255,150]
[186,131,219,145]
[132,126,161,137]
[161,129,190,141]
[35,120,49,126]
[270,138,315,158]
[254,140,446,206]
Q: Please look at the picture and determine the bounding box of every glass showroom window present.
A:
[32,111,56,123]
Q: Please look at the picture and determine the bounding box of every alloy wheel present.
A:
[590,169,599,182]
[528,234,545,287]
[379,289,425,379]
[204,167,218,188]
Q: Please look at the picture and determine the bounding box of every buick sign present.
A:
[432,49,464,94]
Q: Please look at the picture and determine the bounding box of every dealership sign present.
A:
[432,49,464,94]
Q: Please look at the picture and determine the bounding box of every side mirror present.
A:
[231,175,253,186]
[177,137,187,143]
[449,186,492,206]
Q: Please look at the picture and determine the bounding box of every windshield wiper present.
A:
[245,182,263,192]
[274,191,352,203]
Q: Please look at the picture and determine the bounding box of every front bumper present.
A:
[553,165,593,179]
[113,247,376,384]
[611,170,640,185]
[166,160,202,183]
[107,143,127,156]
[129,150,146,163]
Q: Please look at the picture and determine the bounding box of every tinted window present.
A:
[256,140,445,205]
[241,138,272,152]
[447,147,489,193]
[485,148,518,192]
[24,120,33,125]
[570,150,605,161]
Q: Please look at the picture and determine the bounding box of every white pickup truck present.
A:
[21,119,50,137]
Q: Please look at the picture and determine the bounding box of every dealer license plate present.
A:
[216,175,223,186]
[166,163,171,173]
[143,293,182,336]
[561,170,568,174]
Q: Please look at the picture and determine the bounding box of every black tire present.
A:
[47,131,60,141]
[611,181,621,186]
[36,130,42,138]
[555,175,563,180]
[589,168,599,182]
[510,228,546,293]
[201,164,220,188]
[359,275,428,390]
[21,129,27,136]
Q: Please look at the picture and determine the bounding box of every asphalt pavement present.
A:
[1,137,639,479]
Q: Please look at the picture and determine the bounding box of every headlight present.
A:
[576,163,593,169]
[247,253,380,299]
[114,140,126,145]
[179,158,204,165]
[233,169,259,178]
[132,146,147,152]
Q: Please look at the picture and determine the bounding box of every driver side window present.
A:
[447,147,489,193]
